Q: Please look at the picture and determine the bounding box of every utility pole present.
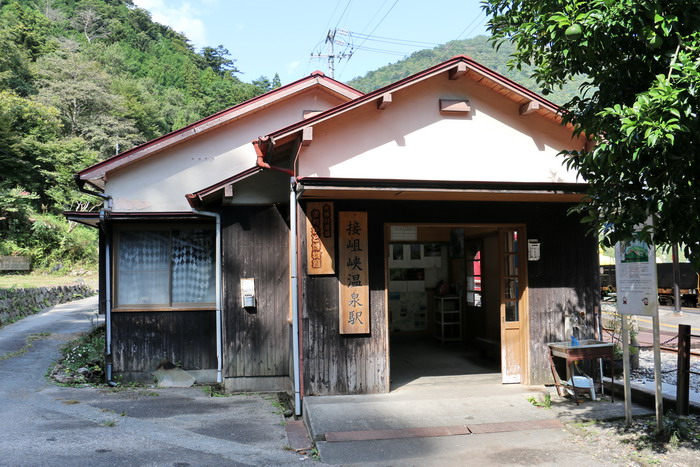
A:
[311,29,352,78]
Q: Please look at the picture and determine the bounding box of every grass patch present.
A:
[310,447,320,461]
[527,393,552,409]
[202,384,230,397]
[0,332,51,361]
[0,271,98,290]
[49,325,105,386]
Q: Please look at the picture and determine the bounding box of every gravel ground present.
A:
[631,349,700,394]
[601,302,700,394]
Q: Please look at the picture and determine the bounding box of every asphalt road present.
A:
[0,297,302,467]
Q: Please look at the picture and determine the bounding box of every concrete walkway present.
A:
[304,373,652,465]
[0,297,303,466]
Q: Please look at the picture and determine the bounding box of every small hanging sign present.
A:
[527,239,541,261]
[338,211,370,334]
[305,202,335,275]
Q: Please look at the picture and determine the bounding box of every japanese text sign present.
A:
[615,235,659,317]
[305,202,335,275]
[338,211,370,334]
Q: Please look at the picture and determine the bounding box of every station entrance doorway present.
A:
[385,223,527,389]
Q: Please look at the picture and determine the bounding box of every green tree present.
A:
[0,1,57,59]
[200,45,239,77]
[33,47,142,157]
[483,0,700,267]
[0,90,61,197]
[0,33,34,95]
[0,0,270,268]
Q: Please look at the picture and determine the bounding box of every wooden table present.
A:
[547,340,615,404]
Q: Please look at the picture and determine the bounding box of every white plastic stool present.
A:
[566,375,596,400]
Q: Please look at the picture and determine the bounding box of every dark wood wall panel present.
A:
[222,205,290,378]
[112,311,216,372]
[526,206,600,383]
[302,201,388,395]
[300,200,600,393]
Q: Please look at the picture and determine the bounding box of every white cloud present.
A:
[132,0,207,48]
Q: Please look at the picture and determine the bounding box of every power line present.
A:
[333,0,354,31]
[310,29,353,78]
[356,0,390,36]
[350,0,399,54]
[337,0,399,79]
[347,32,440,47]
[349,45,407,57]
[304,0,350,76]
[307,2,489,80]
[437,10,487,61]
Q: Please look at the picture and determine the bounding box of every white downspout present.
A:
[290,179,302,416]
[99,208,113,384]
[193,209,223,384]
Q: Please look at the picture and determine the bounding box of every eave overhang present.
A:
[297,178,589,203]
[64,211,100,227]
[186,166,263,208]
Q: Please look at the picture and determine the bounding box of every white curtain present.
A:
[171,229,215,303]
[117,231,170,305]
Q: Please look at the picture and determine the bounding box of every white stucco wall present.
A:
[298,77,586,184]
[106,90,345,212]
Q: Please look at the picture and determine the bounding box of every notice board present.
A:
[615,238,659,317]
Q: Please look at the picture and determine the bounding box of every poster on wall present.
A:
[615,236,659,317]
[389,292,427,332]
[338,211,370,334]
[305,202,335,275]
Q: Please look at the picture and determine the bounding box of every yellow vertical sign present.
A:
[305,202,335,275]
[338,211,370,334]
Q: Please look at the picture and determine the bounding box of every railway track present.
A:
[602,327,700,357]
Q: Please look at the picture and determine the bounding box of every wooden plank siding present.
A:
[222,205,290,379]
[525,208,600,384]
[300,200,599,394]
[111,310,216,372]
[301,203,389,395]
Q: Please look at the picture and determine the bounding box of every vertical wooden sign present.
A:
[305,202,335,275]
[338,211,370,334]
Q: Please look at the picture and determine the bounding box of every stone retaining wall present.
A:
[0,284,96,326]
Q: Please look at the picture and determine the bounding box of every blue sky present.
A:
[132,1,490,84]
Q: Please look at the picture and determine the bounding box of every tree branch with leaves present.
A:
[483,0,700,267]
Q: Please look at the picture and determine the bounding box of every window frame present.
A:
[112,223,216,312]
[465,242,482,308]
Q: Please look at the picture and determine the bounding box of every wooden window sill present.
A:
[112,307,216,313]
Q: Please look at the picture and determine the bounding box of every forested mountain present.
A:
[0,2,583,272]
[0,0,280,269]
[347,35,585,106]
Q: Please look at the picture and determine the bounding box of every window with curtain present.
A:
[116,226,215,309]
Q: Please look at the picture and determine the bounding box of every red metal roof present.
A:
[260,55,563,150]
[78,72,362,184]
[185,166,262,208]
